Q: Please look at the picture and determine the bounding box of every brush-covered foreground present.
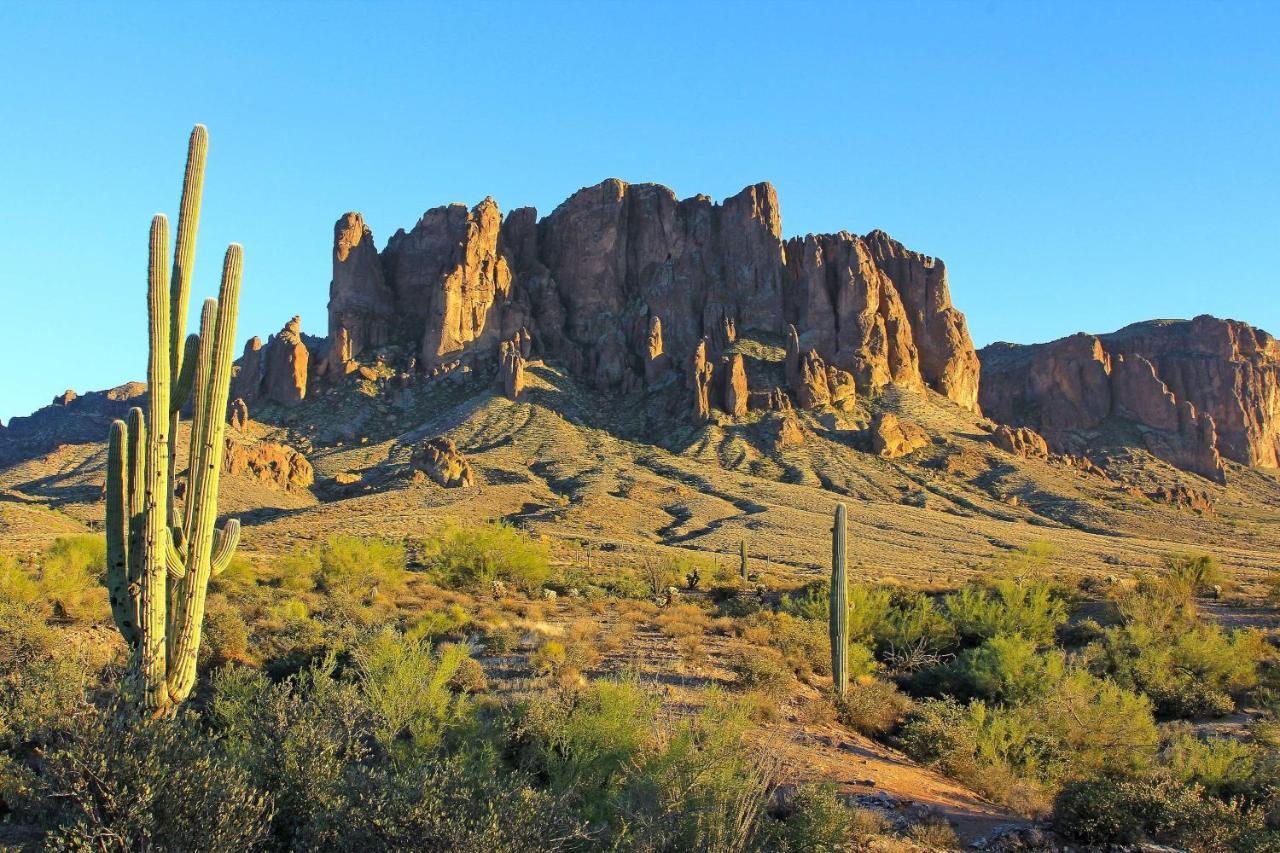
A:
[3,530,1280,851]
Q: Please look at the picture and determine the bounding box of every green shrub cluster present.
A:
[421,521,551,593]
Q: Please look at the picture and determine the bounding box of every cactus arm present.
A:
[165,529,187,580]
[183,301,218,536]
[210,520,241,577]
[105,419,139,647]
[171,333,201,412]
[829,503,849,699]
[167,245,242,703]
[139,214,173,715]
[169,125,207,383]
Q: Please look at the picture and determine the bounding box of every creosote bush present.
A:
[423,521,551,593]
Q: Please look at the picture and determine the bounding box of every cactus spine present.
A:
[104,126,242,716]
[829,503,849,698]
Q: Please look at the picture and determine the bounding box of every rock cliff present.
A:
[979,317,1280,480]
[324,179,981,416]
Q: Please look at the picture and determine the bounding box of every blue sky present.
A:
[2,1,1277,423]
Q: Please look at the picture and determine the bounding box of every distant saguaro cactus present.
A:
[829,503,849,698]
[740,539,748,582]
[105,125,243,716]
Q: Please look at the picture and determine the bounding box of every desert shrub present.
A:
[757,611,850,680]
[728,646,793,696]
[1054,773,1265,849]
[15,705,270,852]
[907,816,960,849]
[1090,620,1264,717]
[510,677,657,824]
[945,634,1066,704]
[315,535,406,597]
[270,548,322,592]
[0,594,95,747]
[900,669,1157,814]
[873,592,955,668]
[209,658,371,847]
[759,783,855,850]
[426,521,551,593]
[531,640,568,677]
[481,623,520,654]
[1163,551,1223,598]
[1163,729,1260,799]
[943,576,1067,646]
[407,603,471,642]
[201,597,251,666]
[837,678,913,736]
[849,583,894,641]
[779,579,829,620]
[354,630,471,761]
[448,657,489,694]
[630,694,778,851]
[655,603,710,638]
[17,536,109,623]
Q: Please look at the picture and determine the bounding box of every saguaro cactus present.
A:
[104,125,243,716]
[739,539,749,582]
[829,503,849,698]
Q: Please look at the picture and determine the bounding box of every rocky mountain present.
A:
[979,316,1280,482]
[325,179,981,416]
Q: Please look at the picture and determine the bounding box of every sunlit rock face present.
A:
[979,316,1280,480]
[324,178,982,415]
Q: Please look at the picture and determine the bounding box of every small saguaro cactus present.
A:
[829,503,849,698]
[740,539,749,582]
[104,125,243,716]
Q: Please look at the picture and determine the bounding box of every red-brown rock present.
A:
[991,425,1049,458]
[221,436,314,492]
[724,353,748,417]
[870,412,929,459]
[410,437,476,488]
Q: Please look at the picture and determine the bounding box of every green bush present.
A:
[837,678,913,736]
[873,592,954,668]
[2,536,109,623]
[943,576,1067,646]
[1163,729,1260,800]
[1163,551,1223,598]
[354,629,472,761]
[316,535,407,598]
[13,705,270,852]
[1090,620,1264,718]
[1054,773,1265,849]
[760,783,855,851]
[947,633,1065,704]
[426,522,550,593]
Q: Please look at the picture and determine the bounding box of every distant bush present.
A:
[425,521,550,593]
[759,783,855,850]
[1162,551,1223,599]
[315,535,406,598]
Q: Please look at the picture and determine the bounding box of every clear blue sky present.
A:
[2,2,1277,423]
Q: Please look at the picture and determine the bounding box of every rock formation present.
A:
[723,353,749,417]
[221,436,314,492]
[979,316,1279,480]
[871,412,929,459]
[323,179,981,418]
[410,437,476,488]
[228,398,249,431]
[498,334,527,400]
[991,425,1049,458]
[232,318,311,407]
[689,339,714,423]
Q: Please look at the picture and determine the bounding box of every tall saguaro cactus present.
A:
[740,539,749,582]
[104,125,243,716]
[829,503,849,698]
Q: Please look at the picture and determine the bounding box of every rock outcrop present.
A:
[979,316,1279,480]
[323,179,981,418]
[723,353,749,417]
[232,318,311,407]
[221,437,314,492]
[991,425,1049,458]
[871,412,929,459]
[410,437,476,488]
[498,334,527,400]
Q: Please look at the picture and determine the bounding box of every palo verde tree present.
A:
[104,125,243,715]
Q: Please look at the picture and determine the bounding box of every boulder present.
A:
[991,425,1049,458]
[871,412,928,459]
[221,437,314,492]
[410,437,476,488]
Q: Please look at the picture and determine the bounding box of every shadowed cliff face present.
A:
[325,178,982,411]
[979,316,1280,480]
